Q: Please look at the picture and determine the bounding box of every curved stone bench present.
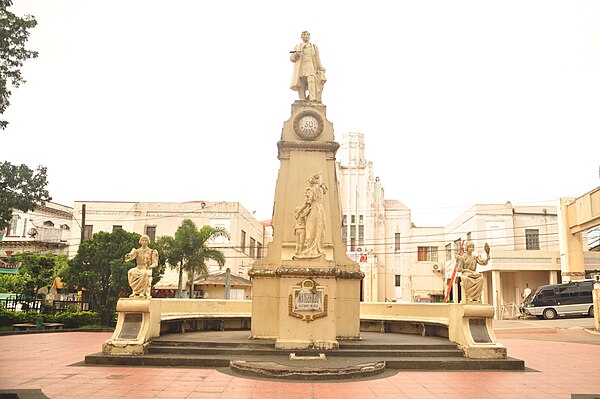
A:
[104,299,506,359]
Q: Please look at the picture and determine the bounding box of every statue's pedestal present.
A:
[250,101,363,349]
[448,304,506,359]
[251,260,362,349]
[102,298,161,355]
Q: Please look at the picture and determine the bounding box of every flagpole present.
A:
[444,240,464,303]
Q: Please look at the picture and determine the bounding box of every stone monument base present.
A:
[102,298,162,355]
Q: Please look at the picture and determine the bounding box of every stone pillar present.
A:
[249,101,363,350]
[593,282,600,331]
[558,198,585,282]
[491,270,501,319]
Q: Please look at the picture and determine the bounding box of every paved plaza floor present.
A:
[0,325,599,399]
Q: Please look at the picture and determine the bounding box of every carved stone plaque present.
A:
[468,317,493,343]
[294,290,323,312]
[117,312,143,340]
[288,279,328,322]
[293,110,324,140]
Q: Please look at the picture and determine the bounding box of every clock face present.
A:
[293,111,324,140]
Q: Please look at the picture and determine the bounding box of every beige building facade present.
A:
[68,201,265,285]
[444,203,600,317]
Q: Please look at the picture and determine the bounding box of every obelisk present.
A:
[249,32,363,350]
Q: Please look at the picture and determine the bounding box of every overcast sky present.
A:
[2,0,599,226]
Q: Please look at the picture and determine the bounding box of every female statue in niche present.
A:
[125,234,158,298]
[456,241,490,303]
[294,173,327,259]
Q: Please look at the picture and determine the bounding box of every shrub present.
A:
[0,304,100,328]
[54,311,100,328]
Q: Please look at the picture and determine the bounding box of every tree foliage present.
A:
[157,219,229,298]
[0,161,51,231]
[8,251,63,298]
[0,0,39,129]
[61,228,165,325]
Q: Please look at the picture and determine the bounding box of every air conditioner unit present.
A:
[432,264,440,272]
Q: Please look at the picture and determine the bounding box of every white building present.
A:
[68,201,265,284]
[336,133,445,302]
[0,202,72,257]
[335,132,600,312]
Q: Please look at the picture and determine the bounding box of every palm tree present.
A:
[157,219,230,298]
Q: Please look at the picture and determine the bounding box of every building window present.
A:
[342,225,347,244]
[249,237,256,258]
[342,215,347,225]
[395,275,401,287]
[525,229,540,250]
[112,225,122,232]
[358,225,364,246]
[351,215,355,224]
[359,215,364,225]
[395,233,401,252]
[43,220,54,227]
[240,230,246,253]
[445,244,452,261]
[454,239,462,255]
[145,225,157,242]
[417,246,438,262]
[210,219,230,244]
[257,242,263,259]
[9,215,19,236]
[83,225,93,241]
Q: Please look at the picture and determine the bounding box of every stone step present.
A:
[85,352,524,373]
[147,345,464,358]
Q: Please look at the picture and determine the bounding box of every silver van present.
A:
[522,280,594,320]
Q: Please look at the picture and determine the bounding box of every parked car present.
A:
[521,280,594,320]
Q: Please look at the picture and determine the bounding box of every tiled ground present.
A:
[0,329,599,399]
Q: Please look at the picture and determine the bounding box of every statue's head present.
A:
[139,234,150,245]
[464,241,475,251]
[301,31,310,42]
[308,173,321,185]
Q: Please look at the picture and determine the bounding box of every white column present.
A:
[491,270,501,319]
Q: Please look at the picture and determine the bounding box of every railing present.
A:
[499,302,520,320]
[0,296,43,312]
[52,300,95,312]
[34,227,66,243]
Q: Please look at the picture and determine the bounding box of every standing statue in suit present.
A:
[290,31,326,102]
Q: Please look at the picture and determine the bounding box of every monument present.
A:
[248,31,363,350]
[456,241,490,303]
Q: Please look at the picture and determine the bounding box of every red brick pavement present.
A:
[0,330,598,399]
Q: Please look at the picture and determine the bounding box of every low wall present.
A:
[104,298,506,359]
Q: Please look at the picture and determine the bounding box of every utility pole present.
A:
[80,204,86,243]
[225,267,231,299]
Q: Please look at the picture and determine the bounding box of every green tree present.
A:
[8,251,61,298]
[0,273,23,293]
[61,228,165,325]
[0,162,51,231]
[1,0,39,129]
[157,219,229,298]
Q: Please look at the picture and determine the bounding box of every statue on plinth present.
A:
[457,241,490,303]
[290,31,326,102]
[293,173,327,259]
[125,234,158,298]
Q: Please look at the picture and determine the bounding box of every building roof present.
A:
[193,271,252,287]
